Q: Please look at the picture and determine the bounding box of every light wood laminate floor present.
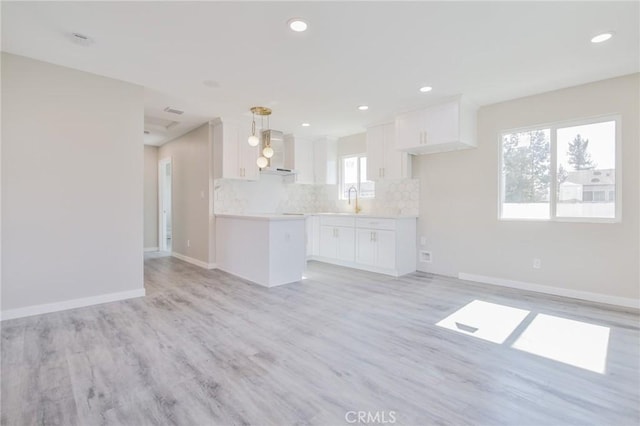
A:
[2,256,639,425]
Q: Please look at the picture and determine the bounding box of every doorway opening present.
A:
[158,157,172,252]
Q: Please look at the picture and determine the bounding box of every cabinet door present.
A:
[319,226,337,259]
[355,229,376,266]
[313,138,338,185]
[395,110,424,150]
[294,138,315,184]
[382,123,410,180]
[335,226,355,262]
[366,125,385,181]
[375,230,396,270]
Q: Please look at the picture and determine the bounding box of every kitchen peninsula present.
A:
[215,214,306,287]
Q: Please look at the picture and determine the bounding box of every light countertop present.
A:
[215,212,417,220]
[215,213,306,221]
[313,212,418,219]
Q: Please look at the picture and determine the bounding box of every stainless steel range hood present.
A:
[260,130,296,176]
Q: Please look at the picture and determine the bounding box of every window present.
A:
[340,154,374,199]
[500,117,619,221]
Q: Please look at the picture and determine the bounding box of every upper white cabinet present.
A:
[212,119,259,180]
[366,123,411,181]
[313,137,338,184]
[284,134,315,184]
[395,97,477,155]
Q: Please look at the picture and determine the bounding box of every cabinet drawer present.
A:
[355,218,396,230]
[320,216,356,227]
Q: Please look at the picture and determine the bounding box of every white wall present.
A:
[144,145,159,249]
[414,73,639,303]
[1,53,145,316]
[158,123,210,264]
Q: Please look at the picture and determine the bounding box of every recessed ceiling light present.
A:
[288,18,308,32]
[419,86,433,93]
[358,105,369,111]
[302,122,310,127]
[591,32,613,43]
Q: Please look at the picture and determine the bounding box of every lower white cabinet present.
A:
[319,225,355,262]
[356,229,396,270]
[312,215,416,276]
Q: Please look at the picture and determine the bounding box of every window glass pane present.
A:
[556,121,615,219]
[501,129,551,219]
[341,156,358,198]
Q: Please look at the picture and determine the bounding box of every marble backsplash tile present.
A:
[214,176,419,216]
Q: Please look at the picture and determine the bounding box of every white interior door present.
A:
[158,158,172,252]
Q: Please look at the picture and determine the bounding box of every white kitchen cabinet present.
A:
[284,134,315,184]
[366,122,410,181]
[357,228,396,270]
[319,225,355,262]
[311,215,416,276]
[306,215,320,258]
[395,96,477,155]
[313,137,337,184]
[318,216,355,262]
[212,119,259,180]
[355,229,376,265]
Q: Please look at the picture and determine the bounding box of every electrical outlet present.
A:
[419,250,432,263]
[187,240,191,248]
[533,258,541,269]
[420,236,427,246]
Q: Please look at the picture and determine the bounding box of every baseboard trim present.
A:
[0,288,146,321]
[458,272,639,310]
[171,252,216,270]
[144,247,159,252]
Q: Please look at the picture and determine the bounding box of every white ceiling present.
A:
[2,1,638,145]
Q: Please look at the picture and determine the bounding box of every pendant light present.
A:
[248,106,274,169]
[248,106,271,147]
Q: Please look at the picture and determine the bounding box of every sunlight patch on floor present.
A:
[512,314,610,374]
[436,300,530,344]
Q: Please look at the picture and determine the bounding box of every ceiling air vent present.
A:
[163,106,184,115]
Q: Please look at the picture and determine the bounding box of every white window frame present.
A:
[339,153,374,200]
[498,114,621,223]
